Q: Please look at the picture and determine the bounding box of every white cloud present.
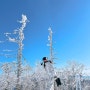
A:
[0,41,4,43]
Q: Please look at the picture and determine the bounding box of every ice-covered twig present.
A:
[3,49,13,52]
[18,14,28,42]
[13,29,19,34]
[8,37,17,42]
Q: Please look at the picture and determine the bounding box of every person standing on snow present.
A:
[41,57,62,90]
[41,57,55,90]
[41,57,55,77]
[41,57,52,68]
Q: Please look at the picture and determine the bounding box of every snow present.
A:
[8,37,16,42]
[83,67,90,76]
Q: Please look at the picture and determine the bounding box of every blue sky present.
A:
[0,0,90,68]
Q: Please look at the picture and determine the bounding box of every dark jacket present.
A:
[41,60,52,68]
[55,78,62,87]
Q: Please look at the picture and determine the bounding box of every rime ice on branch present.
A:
[16,14,28,90]
[47,27,53,62]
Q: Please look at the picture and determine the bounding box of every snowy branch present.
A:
[3,49,13,52]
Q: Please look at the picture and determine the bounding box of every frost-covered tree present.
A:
[0,62,17,90]
[47,27,57,63]
[58,61,84,90]
[16,14,28,90]
[1,14,28,90]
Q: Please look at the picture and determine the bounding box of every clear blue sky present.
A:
[0,0,90,68]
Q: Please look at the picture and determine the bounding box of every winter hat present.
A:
[42,57,47,60]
